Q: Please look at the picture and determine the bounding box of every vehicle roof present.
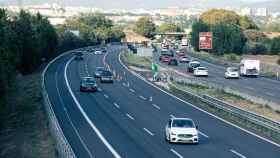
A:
[170,117,193,121]
[196,66,207,69]
[189,61,200,64]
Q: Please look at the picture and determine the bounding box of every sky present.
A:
[0,0,277,9]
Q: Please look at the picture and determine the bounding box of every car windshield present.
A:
[96,67,105,71]
[198,67,207,70]
[82,78,96,84]
[172,119,194,128]
[191,63,200,67]
[102,71,112,76]
[228,67,238,72]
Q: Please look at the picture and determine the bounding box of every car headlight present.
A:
[171,132,176,136]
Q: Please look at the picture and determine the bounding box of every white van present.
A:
[240,59,260,77]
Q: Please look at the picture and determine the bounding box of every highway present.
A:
[44,45,280,158]
[153,49,280,107]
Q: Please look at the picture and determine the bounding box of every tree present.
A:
[270,37,280,54]
[211,23,245,55]
[200,9,240,26]
[190,20,209,51]
[157,23,183,33]
[239,16,259,30]
[133,16,155,38]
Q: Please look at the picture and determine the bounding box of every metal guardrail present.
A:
[167,78,280,134]
[202,95,280,133]
[42,50,77,158]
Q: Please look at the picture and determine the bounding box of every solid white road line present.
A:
[114,103,120,109]
[119,52,280,148]
[198,131,209,138]
[265,92,275,97]
[104,94,109,99]
[152,104,161,110]
[129,88,135,93]
[139,96,147,100]
[170,149,184,158]
[65,57,122,158]
[143,128,154,136]
[126,113,135,120]
[55,71,94,158]
[98,88,102,92]
[230,149,247,158]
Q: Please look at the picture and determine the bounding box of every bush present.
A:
[243,42,268,55]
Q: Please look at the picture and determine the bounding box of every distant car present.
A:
[176,51,185,58]
[187,61,200,73]
[74,51,84,60]
[94,49,103,55]
[168,58,178,66]
[193,67,208,77]
[160,55,172,63]
[80,77,98,92]
[165,118,199,144]
[101,47,107,53]
[100,70,114,83]
[225,67,239,79]
[179,56,191,63]
[94,67,106,78]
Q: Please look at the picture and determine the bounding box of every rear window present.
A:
[198,67,207,70]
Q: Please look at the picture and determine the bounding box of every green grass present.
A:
[188,50,242,65]
[121,52,152,69]
[0,72,57,158]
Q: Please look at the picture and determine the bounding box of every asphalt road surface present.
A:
[153,49,280,107]
[44,45,280,158]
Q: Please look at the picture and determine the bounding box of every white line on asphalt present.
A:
[104,94,109,99]
[245,86,254,90]
[98,88,102,91]
[114,103,120,109]
[139,96,147,100]
[170,114,175,118]
[65,57,122,158]
[170,149,184,158]
[126,113,135,120]
[55,71,94,158]
[198,131,209,138]
[129,88,135,93]
[230,149,246,158]
[119,50,280,148]
[265,92,275,97]
[143,128,154,136]
[122,82,126,87]
[152,104,161,110]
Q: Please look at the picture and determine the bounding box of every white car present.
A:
[165,118,199,144]
[94,50,102,55]
[225,67,239,79]
[193,67,208,77]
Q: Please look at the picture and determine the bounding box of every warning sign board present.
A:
[199,32,212,50]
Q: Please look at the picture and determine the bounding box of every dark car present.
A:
[100,70,114,83]
[187,61,201,73]
[80,77,98,92]
[74,51,84,60]
[94,67,106,78]
[101,47,107,53]
[168,58,178,66]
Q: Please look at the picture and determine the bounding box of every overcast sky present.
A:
[0,0,276,9]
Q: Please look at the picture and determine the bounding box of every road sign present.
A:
[199,32,212,50]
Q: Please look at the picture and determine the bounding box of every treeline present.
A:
[0,9,58,105]
[0,10,125,105]
[191,9,280,55]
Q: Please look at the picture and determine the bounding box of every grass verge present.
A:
[121,52,152,69]
[0,72,57,158]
